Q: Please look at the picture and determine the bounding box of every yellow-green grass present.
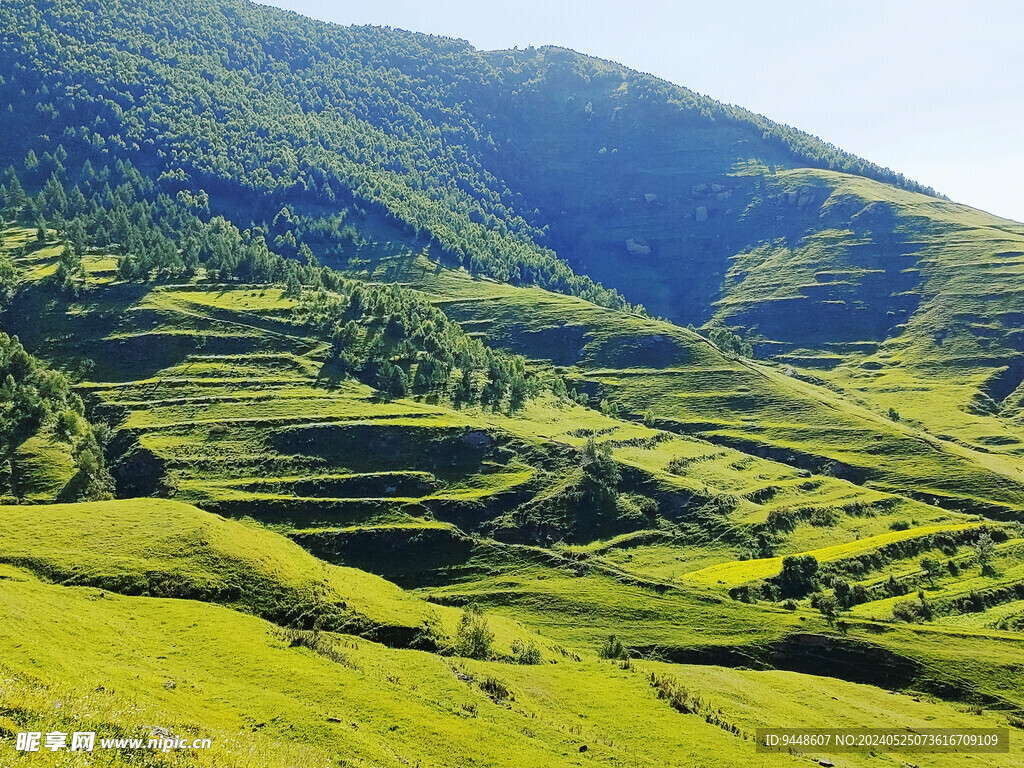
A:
[576,542,740,583]
[848,619,1024,708]
[600,360,1024,516]
[723,168,1024,487]
[423,541,1024,709]
[847,538,1024,589]
[0,499,460,643]
[646,661,1024,768]
[9,431,76,502]
[421,551,809,652]
[934,598,1024,629]
[807,363,1024,468]
[5,234,979,548]
[851,562,1024,623]
[364,248,1024,523]
[5,553,1024,766]
[7,242,915,546]
[683,523,985,589]
[0,566,811,768]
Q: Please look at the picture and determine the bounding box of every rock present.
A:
[695,206,708,222]
[625,238,651,256]
[460,430,492,449]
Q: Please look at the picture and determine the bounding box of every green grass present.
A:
[357,250,1024,526]
[5,237,944,558]
[684,523,985,589]
[7,228,1024,765]
[0,498,456,643]
[1,563,816,768]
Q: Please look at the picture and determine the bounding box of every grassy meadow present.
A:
[5,160,1024,767]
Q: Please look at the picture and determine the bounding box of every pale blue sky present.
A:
[260,0,1024,222]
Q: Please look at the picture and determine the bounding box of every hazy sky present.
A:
[260,0,1024,222]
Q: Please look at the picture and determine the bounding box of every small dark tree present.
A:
[817,594,840,625]
[575,437,620,534]
[283,271,302,297]
[598,634,627,660]
[377,361,409,398]
[921,557,943,586]
[454,605,493,660]
[974,532,996,577]
[66,217,88,256]
[833,578,852,608]
[776,555,819,598]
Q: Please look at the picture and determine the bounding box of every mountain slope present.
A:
[4,0,1024,765]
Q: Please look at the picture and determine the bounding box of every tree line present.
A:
[2,157,538,412]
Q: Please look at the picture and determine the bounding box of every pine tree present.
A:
[66,218,88,256]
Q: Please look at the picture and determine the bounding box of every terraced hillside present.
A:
[2,0,1024,764]
[7,505,1024,768]
[8,226,1024,753]
[347,248,1024,526]
[8,230,959,570]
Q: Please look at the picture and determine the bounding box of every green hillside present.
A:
[2,0,1024,765]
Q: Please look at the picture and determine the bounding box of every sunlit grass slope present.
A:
[3,232,954,564]
[5,561,1024,767]
[0,565,805,768]
[347,248,1024,523]
[0,498,455,644]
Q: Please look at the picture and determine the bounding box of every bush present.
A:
[833,578,852,608]
[883,574,907,597]
[891,596,931,623]
[615,492,658,526]
[598,634,627,660]
[921,556,943,585]
[730,584,757,603]
[510,639,542,665]
[974,532,996,577]
[650,672,702,714]
[775,555,819,598]
[816,594,840,624]
[479,676,510,702]
[454,605,493,660]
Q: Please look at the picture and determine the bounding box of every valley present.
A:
[1,0,1024,765]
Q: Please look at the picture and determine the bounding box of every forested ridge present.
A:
[0,332,112,502]
[8,5,1024,768]
[1,153,537,411]
[0,0,935,321]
